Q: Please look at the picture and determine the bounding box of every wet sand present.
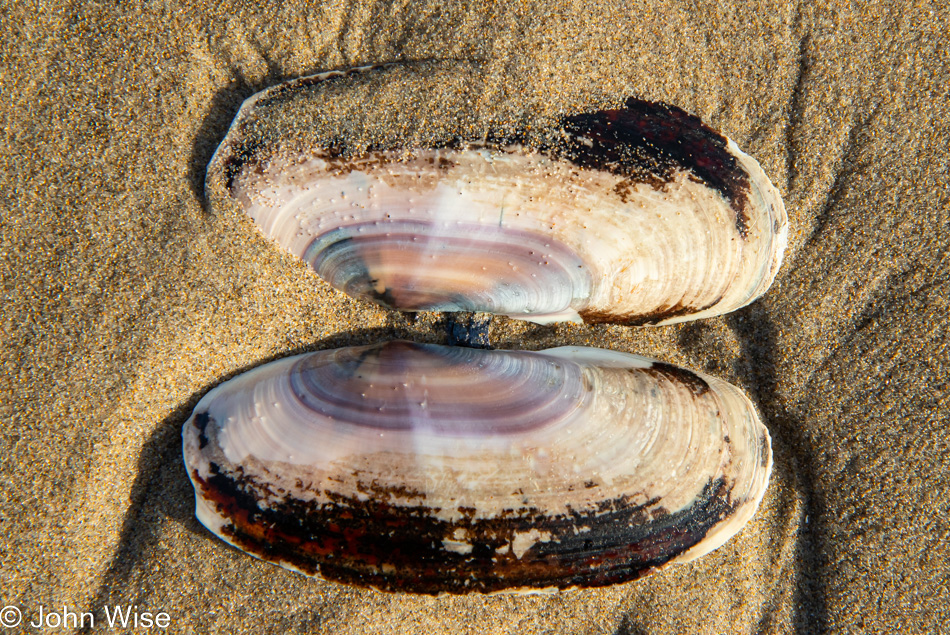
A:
[2,1,948,632]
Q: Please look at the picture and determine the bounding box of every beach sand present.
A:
[2,1,948,632]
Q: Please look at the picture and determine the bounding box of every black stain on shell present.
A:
[318,148,457,178]
[579,293,727,326]
[555,99,752,239]
[354,477,427,502]
[221,139,265,192]
[579,303,700,326]
[192,462,738,594]
[646,362,711,397]
[193,412,210,449]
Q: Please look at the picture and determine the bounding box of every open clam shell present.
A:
[207,63,787,325]
[183,340,771,594]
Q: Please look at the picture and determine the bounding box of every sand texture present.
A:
[2,1,948,633]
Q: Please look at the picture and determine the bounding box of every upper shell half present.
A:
[207,63,788,325]
[183,340,771,594]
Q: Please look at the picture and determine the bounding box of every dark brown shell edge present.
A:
[578,294,726,327]
[189,417,742,595]
[553,98,751,239]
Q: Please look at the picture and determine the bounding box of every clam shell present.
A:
[207,63,787,325]
[183,340,771,594]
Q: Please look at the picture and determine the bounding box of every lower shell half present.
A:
[182,341,772,594]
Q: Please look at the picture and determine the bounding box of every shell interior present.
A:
[207,63,788,325]
[183,341,772,594]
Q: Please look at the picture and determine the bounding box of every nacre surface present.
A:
[183,340,771,594]
[207,64,787,325]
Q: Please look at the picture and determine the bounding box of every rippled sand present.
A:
[2,1,948,632]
